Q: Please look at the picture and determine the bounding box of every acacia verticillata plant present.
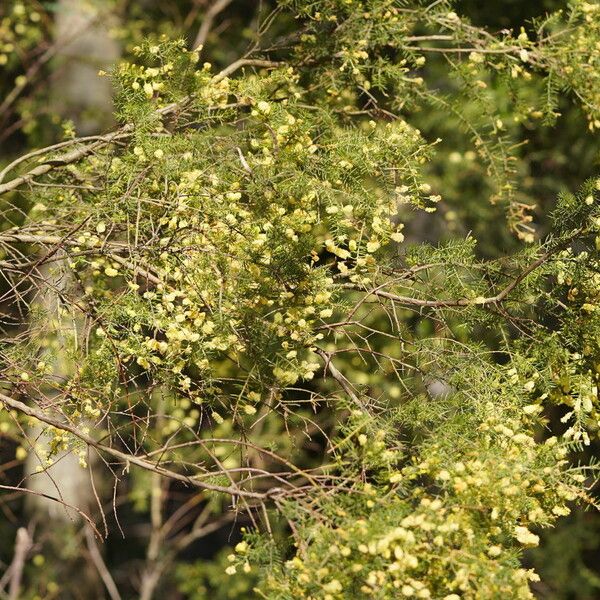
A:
[1,1,600,599]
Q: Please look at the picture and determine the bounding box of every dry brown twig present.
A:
[84,525,122,600]
[0,527,32,600]
[193,0,234,51]
[0,391,273,500]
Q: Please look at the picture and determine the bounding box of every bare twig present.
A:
[7,528,32,600]
[315,348,368,411]
[0,391,269,500]
[344,241,570,310]
[0,485,101,535]
[193,0,234,51]
[0,128,132,197]
[84,525,122,600]
[214,58,281,81]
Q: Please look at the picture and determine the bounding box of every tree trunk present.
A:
[24,0,120,520]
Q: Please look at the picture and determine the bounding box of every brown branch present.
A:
[0,485,101,536]
[0,51,278,198]
[0,391,268,500]
[214,58,282,81]
[315,348,368,411]
[0,128,132,197]
[0,231,162,285]
[7,528,32,600]
[193,0,234,51]
[84,525,122,600]
[344,244,564,309]
[0,134,127,186]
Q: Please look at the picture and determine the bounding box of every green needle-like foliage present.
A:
[1,1,600,599]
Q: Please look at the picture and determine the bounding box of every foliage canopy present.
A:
[1,1,600,598]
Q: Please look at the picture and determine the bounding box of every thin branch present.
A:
[7,528,32,600]
[315,348,368,411]
[193,0,234,51]
[0,485,101,535]
[0,134,127,186]
[0,128,132,197]
[214,59,281,81]
[0,231,162,285]
[84,526,122,600]
[344,242,569,309]
[0,56,275,197]
[0,391,269,500]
